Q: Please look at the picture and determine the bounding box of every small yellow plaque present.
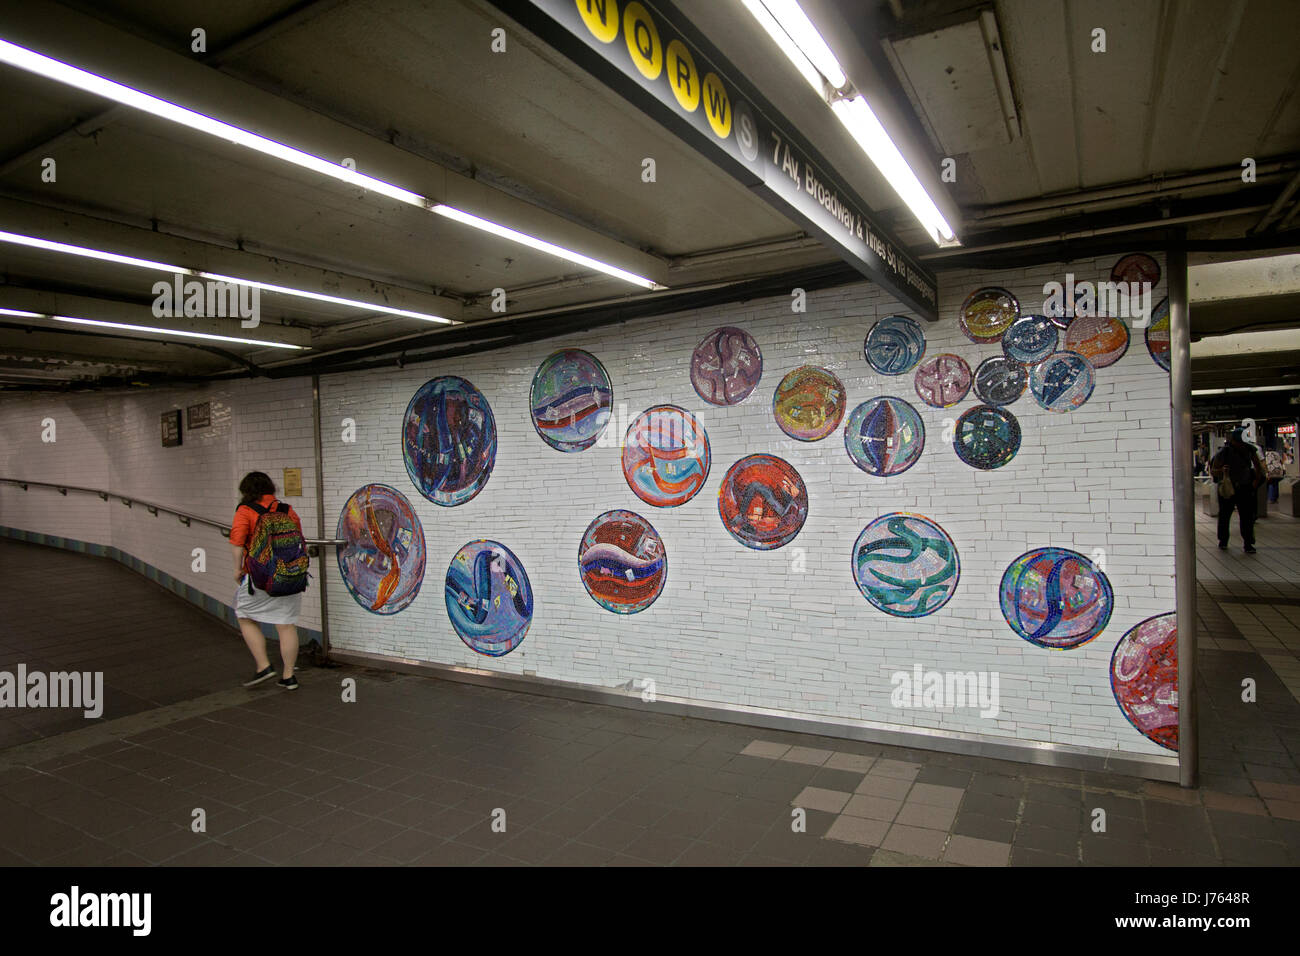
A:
[283,467,303,497]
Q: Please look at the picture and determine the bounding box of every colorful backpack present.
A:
[244,501,310,596]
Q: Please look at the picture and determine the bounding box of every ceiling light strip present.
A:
[0,308,306,349]
[0,38,661,290]
[742,1,957,245]
[0,229,455,324]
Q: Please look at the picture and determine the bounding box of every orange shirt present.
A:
[229,494,303,547]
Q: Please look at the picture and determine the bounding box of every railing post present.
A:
[1169,235,1198,789]
[312,373,332,658]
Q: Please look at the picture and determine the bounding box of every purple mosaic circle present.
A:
[690,326,763,406]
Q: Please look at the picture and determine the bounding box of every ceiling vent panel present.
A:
[882,8,1021,155]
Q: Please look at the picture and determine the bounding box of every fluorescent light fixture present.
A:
[756,0,847,89]
[0,38,662,290]
[0,229,181,273]
[194,271,450,321]
[740,0,830,93]
[0,40,424,208]
[0,229,455,324]
[739,1,958,246]
[0,308,306,349]
[1193,384,1300,395]
[831,96,956,244]
[431,206,659,290]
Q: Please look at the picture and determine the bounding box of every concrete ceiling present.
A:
[0,0,1297,389]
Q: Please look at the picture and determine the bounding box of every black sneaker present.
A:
[1245,545,1257,554]
[1218,542,1228,550]
[243,665,276,688]
[278,675,299,691]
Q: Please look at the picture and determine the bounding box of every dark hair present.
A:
[238,471,276,507]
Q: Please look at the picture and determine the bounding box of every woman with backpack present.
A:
[229,471,310,690]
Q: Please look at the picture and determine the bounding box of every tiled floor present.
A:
[0,527,1298,866]
[0,541,255,749]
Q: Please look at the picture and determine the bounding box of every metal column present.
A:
[312,373,331,657]
[1168,239,1197,788]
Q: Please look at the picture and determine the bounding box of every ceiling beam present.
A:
[0,0,352,179]
[0,195,464,323]
[0,284,313,349]
[0,1,669,289]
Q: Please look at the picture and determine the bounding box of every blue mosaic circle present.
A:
[1000,547,1113,650]
[864,315,926,375]
[852,513,960,618]
[444,540,533,657]
[973,356,1027,406]
[843,396,925,476]
[402,376,497,507]
[1030,351,1096,412]
[529,348,613,452]
[953,404,1021,470]
[1147,297,1170,371]
[1002,314,1059,364]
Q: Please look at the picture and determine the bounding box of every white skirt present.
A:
[234,574,303,625]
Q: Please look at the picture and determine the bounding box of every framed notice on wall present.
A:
[283,468,303,497]
[160,409,182,448]
[186,402,211,429]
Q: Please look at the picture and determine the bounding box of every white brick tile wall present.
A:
[0,378,321,631]
[316,252,1174,758]
[0,252,1175,758]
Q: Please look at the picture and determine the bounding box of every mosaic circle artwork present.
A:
[1146,297,1171,371]
[402,375,497,507]
[1048,287,1093,330]
[852,513,960,618]
[335,483,426,615]
[953,405,1021,470]
[621,405,711,507]
[913,353,972,408]
[843,397,925,477]
[999,547,1113,649]
[959,287,1019,343]
[864,315,926,375]
[717,454,808,550]
[529,348,612,452]
[444,540,533,657]
[578,510,666,614]
[973,355,1028,406]
[1111,252,1161,288]
[1064,314,1130,368]
[1002,314,1058,364]
[1029,351,1096,412]
[773,365,847,441]
[1111,613,1178,751]
[690,326,763,406]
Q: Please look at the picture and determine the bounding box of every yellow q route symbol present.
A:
[623,2,662,79]
[575,0,619,43]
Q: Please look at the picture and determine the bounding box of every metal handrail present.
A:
[0,477,346,548]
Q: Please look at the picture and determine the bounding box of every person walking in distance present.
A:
[1265,448,1286,503]
[229,471,310,689]
[1211,428,1267,554]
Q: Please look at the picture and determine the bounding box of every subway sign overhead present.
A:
[500,0,939,319]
